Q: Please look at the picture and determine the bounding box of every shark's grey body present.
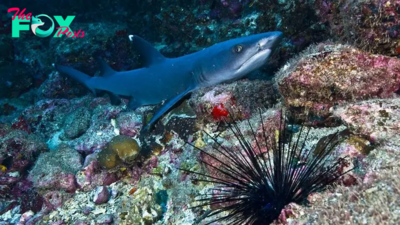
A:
[56,32,282,130]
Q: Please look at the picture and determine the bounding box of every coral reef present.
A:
[189,79,279,123]
[41,176,165,224]
[35,71,84,101]
[97,135,141,169]
[75,161,120,192]
[61,107,91,140]
[333,98,400,143]
[1,0,400,224]
[0,126,47,174]
[115,111,143,137]
[183,111,354,224]
[276,43,400,124]
[315,0,400,56]
[28,144,82,194]
[286,141,400,224]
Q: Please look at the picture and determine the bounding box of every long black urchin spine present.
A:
[181,111,353,225]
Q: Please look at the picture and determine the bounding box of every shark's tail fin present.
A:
[56,65,96,94]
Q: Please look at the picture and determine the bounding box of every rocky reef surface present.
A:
[0,0,400,224]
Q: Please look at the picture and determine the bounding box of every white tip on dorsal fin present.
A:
[128,34,166,67]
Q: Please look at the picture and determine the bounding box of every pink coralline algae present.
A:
[16,95,126,153]
[36,71,83,100]
[251,110,282,155]
[0,125,48,216]
[66,100,125,153]
[0,125,48,206]
[18,98,76,139]
[196,86,235,121]
[277,44,400,123]
[197,110,280,179]
[0,127,47,173]
[116,112,143,137]
[28,145,82,194]
[333,98,400,143]
[76,161,119,192]
[61,108,91,140]
[42,191,72,210]
[34,174,77,193]
[314,0,400,56]
[190,80,278,123]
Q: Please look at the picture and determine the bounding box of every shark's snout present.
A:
[234,31,282,76]
[258,31,283,50]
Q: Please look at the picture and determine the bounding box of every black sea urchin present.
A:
[183,111,353,225]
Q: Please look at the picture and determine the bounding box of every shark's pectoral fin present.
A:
[128,97,142,110]
[96,57,116,77]
[107,92,121,105]
[142,86,195,132]
[128,35,166,67]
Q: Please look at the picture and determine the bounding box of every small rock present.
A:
[95,214,113,224]
[18,210,34,224]
[93,186,110,205]
[82,206,93,215]
[51,221,65,225]
[74,221,90,225]
[62,108,91,140]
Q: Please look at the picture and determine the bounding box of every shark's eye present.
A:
[233,45,243,53]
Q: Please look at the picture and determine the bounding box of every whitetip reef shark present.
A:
[56,31,283,131]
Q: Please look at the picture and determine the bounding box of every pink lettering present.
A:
[56,26,70,37]
[72,29,84,38]
[57,27,85,38]
[18,8,26,20]
[7,8,31,20]
[7,7,20,20]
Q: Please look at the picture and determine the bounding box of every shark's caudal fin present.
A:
[56,58,116,95]
[55,65,97,94]
[129,35,166,67]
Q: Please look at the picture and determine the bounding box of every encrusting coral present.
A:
[97,135,141,169]
[276,43,400,124]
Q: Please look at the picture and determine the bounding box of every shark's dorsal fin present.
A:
[97,57,116,77]
[129,35,166,67]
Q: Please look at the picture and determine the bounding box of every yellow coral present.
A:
[0,165,6,172]
[97,148,121,169]
[194,132,206,149]
[97,135,140,169]
[109,135,140,163]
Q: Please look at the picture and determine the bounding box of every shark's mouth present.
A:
[237,48,271,74]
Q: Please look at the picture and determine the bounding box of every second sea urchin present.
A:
[184,111,353,224]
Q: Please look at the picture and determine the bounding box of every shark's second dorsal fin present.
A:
[129,35,166,67]
[97,57,116,77]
